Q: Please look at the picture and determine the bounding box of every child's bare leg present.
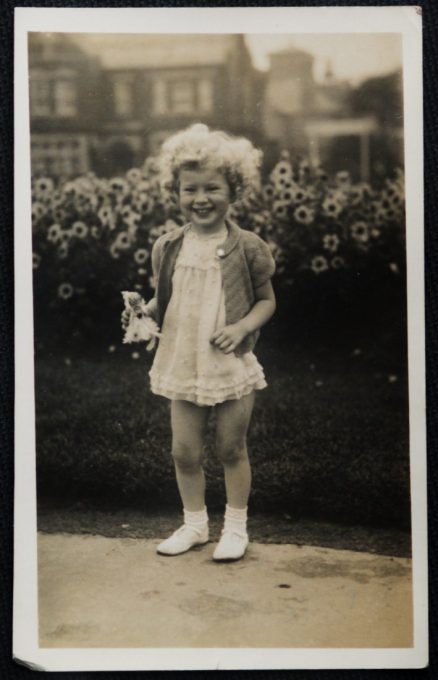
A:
[170,399,211,512]
[215,391,255,508]
[212,392,255,560]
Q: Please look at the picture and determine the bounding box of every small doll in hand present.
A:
[121,291,161,351]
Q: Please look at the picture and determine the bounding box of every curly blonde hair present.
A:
[158,123,262,200]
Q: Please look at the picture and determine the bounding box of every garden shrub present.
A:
[31,153,406,352]
[33,155,409,526]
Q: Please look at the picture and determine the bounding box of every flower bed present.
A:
[31,154,406,351]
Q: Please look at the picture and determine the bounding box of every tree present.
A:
[348,70,403,127]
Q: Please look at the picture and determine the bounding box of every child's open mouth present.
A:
[193,208,213,217]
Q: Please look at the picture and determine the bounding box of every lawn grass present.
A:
[35,333,410,529]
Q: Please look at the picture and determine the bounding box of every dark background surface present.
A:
[1,0,436,679]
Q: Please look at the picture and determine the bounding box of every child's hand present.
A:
[210,323,248,354]
[143,298,157,319]
[121,308,131,330]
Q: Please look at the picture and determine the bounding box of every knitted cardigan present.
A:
[151,219,276,355]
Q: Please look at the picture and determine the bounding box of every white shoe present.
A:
[213,529,249,561]
[156,525,209,556]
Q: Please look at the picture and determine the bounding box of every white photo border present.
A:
[14,5,426,671]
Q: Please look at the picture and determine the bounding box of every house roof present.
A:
[268,46,313,61]
[70,33,242,70]
[28,32,91,64]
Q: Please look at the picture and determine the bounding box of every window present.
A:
[29,76,51,117]
[54,80,77,117]
[152,79,199,115]
[113,78,133,117]
[198,79,213,113]
[170,81,195,114]
[31,135,88,177]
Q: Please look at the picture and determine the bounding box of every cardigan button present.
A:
[216,248,225,258]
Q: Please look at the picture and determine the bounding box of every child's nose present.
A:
[194,189,208,203]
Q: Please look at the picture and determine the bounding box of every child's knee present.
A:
[172,441,203,471]
[216,438,247,466]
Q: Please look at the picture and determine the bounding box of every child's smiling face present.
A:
[178,166,231,234]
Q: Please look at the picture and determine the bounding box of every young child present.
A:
[141,123,275,561]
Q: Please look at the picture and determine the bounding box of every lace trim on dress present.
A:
[150,376,267,406]
[150,361,265,392]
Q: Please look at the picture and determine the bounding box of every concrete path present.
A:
[38,533,412,648]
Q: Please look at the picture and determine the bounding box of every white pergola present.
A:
[304,116,379,181]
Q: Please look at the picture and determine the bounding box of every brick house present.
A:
[28,32,264,177]
[263,46,403,181]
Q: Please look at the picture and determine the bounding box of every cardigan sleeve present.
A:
[248,235,276,288]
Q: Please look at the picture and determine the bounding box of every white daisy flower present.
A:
[58,282,74,300]
[311,255,329,274]
[323,234,340,253]
[115,231,131,251]
[270,160,293,183]
[32,202,46,222]
[109,177,129,194]
[262,184,275,202]
[110,243,120,259]
[331,256,345,270]
[34,177,54,199]
[351,221,369,243]
[134,248,149,265]
[335,170,351,186]
[126,168,142,185]
[290,184,308,204]
[121,207,141,225]
[322,196,343,219]
[47,223,62,243]
[272,200,289,220]
[294,205,314,225]
[72,221,88,238]
[98,205,115,228]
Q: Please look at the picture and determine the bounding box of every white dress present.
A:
[149,226,267,406]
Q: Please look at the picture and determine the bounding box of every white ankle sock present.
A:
[224,505,248,535]
[183,507,208,531]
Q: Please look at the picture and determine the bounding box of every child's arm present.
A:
[210,280,276,354]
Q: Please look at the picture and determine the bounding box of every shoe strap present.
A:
[177,524,206,538]
[221,527,248,539]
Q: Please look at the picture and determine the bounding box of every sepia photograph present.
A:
[13,5,426,672]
